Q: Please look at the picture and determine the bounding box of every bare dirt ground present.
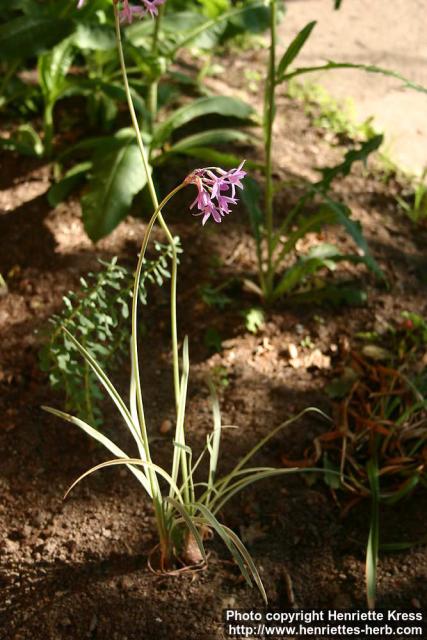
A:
[280,0,427,174]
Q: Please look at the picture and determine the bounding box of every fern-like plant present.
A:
[39,239,181,425]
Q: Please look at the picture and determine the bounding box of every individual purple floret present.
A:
[184,163,247,226]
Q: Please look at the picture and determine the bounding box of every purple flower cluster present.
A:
[77,0,165,23]
[185,163,247,226]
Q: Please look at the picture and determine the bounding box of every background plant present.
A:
[39,240,180,426]
[242,0,427,304]
[396,169,427,226]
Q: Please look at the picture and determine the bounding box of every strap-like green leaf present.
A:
[366,459,380,609]
[42,406,151,495]
[278,61,427,95]
[276,21,317,80]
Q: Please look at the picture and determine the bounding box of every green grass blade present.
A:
[206,379,222,499]
[211,467,335,514]
[216,408,330,498]
[64,457,183,503]
[276,21,317,79]
[221,524,267,604]
[62,327,143,447]
[366,459,380,609]
[42,406,152,496]
[195,503,253,587]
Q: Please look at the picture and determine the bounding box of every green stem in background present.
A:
[43,102,54,157]
[263,0,277,299]
[113,4,180,413]
[147,3,164,137]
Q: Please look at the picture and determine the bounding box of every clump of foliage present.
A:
[40,240,180,426]
[242,2,427,303]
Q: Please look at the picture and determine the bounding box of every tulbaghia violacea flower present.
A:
[184,163,246,226]
[77,0,165,23]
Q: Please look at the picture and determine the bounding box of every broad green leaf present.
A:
[276,21,317,79]
[166,1,267,56]
[74,23,115,51]
[38,37,75,103]
[278,61,427,95]
[152,96,254,148]
[0,14,73,61]
[48,161,92,207]
[161,129,249,155]
[290,283,367,306]
[82,134,149,241]
[334,0,343,8]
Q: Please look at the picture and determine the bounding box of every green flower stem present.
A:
[131,183,186,542]
[113,4,180,413]
[263,0,277,298]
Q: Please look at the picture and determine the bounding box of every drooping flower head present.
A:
[184,162,247,226]
[77,0,165,23]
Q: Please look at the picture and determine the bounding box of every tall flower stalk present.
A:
[112,0,181,413]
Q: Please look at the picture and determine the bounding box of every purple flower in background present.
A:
[185,163,247,226]
[120,0,144,23]
[141,0,165,17]
[77,0,165,23]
